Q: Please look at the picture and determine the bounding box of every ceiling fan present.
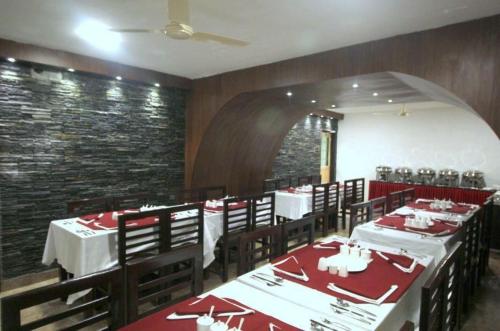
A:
[372,104,411,117]
[110,0,248,47]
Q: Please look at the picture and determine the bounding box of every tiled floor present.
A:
[2,237,499,330]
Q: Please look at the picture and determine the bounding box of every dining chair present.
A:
[251,192,275,230]
[370,196,387,219]
[67,196,112,216]
[1,267,122,331]
[324,182,340,234]
[478,198,493,283]
[278,176,293,189]
[126,245,203,323]
[218,196,252,282]
[112,192,152,210]
[311,175,322,185]
[281,215,315,254]
[164,203,204,249]
[341,178,365,230]
[462,209,481,314]
[420,242,464,331]
[237,225,282,276]
[387,190,404,212]
[303,183,328,235]
[297,175,312,186]
[349,201,372,236]
[263,178,279,192]
[402,188,416,204]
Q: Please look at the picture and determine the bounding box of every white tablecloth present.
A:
[275,191,312,220]
[211,237,434,331]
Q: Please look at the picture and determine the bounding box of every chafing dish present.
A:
[394,167,413,184]
[436,168,459,187]
[376,166,392,182]
[461,170,486,189]
[415,168,436,185]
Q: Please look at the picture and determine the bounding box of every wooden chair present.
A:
[387,190,404,213]
[304,183,328,235]
[462,210,481,313]
[237,225,282,276]
[402,188,416,204]
[218,196,252,282]
[324,182,340,234]
[420,242,464,331]
[370,196,387,219]
[2,267,122,331]
[112,192,152,210]
[478,197,494,283]
[263,178,279,192]
[349,201,372,236]
[278,176,293,189]
[203,185,227,200]
[164,203,204,249]
[281,215,315,253]
[126,245,203,323]
[251,192,275,230]
[311,175,322,185]
[67,196,112,216]
[297,175,312,186]
[341,178,365,230]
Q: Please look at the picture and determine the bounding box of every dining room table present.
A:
[350,198,479,263]
[119,235,434,331]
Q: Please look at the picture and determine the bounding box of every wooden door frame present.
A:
[321,130,337,182]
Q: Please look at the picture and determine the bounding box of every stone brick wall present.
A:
[0,62,187,278]
[271,115,338,180]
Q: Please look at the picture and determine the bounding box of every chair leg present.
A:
[58,264,69,302]
[341,208,346,230]
[222,245,229,283]
[322,216,328,238]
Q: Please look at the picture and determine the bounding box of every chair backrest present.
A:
[311,175,322,185]
[237,225,282,276]
[251,192,275,230]
[282,215,315,253]
[326,182,340,212]
[278,176,293,189]
[311,183,328,214]
[164,203,204,249]
[370,196,387,219]
[388,190,404,212]
[402,188,416,204]
[2,267,122,331]
[420,242,464,331]
[112,192,152,210]
[298,175,312,186]
[343,178,365,209]
[126,245,203,323]
[67,196,112,216]
[263,178,279,192]
[203,185,227,200]
[223,196,252,237]
[349,201,372,236]
[118,209,168,266]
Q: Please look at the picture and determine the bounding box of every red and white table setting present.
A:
[350,199,479,263]
[237,236,434,330]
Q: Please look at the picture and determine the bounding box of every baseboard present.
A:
[1,268,58,292]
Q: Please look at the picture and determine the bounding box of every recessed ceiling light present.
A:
[329,117,333,119]
[7,57,16,63]
[75,20,122,52]
[388,99,393,103]
[286,91,293,97]
[372,92,379,96]
[320,115,325,118]
[116,76,122,81]
[154,83,160,87]
[309,113,313,116]
[67,68,75,72]
[352,83,359,88]
[311,100,317,103]
[331,104,336,108]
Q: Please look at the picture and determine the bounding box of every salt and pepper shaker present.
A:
[361,249,372,261]
[350,246,361,258]
[340,244,350,256]
[111,211,118,221]
[317,257,328,271]
[338,264,349,278]
[328,265,338,275]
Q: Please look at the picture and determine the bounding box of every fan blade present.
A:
[168,0,190,24]
[192,32,248,47]
[109,28,165,34]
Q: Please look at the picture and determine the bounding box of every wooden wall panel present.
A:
[187,15,500,194]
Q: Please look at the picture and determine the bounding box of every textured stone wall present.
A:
[271,116,338,180]
[0,62,186,278]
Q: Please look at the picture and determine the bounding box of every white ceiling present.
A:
[1,0,500,79]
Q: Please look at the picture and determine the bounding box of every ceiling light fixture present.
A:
[311,100,317,103]
[67,68,75,72]
[352,83,359,88]
[116,76,122,81]
[331,104,336,108]
[309,113,313,116]
[388,99,393,103]
[320,115,325,118]
[75,20,122,52]
[372,92,378,96]
[154,83,160,87]
[7,57,16,63]
[286,91,293,97]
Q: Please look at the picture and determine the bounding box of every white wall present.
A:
[336,102,500,191]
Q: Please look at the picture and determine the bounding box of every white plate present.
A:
[394,209,413,216]
[327,255,368,272]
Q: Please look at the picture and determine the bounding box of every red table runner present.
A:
[406,201,472,214]
[271,242,425,303]
[376,216,460,235]
[77,210,157,230]
[368,180,493,205]
[118,295,300,331]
